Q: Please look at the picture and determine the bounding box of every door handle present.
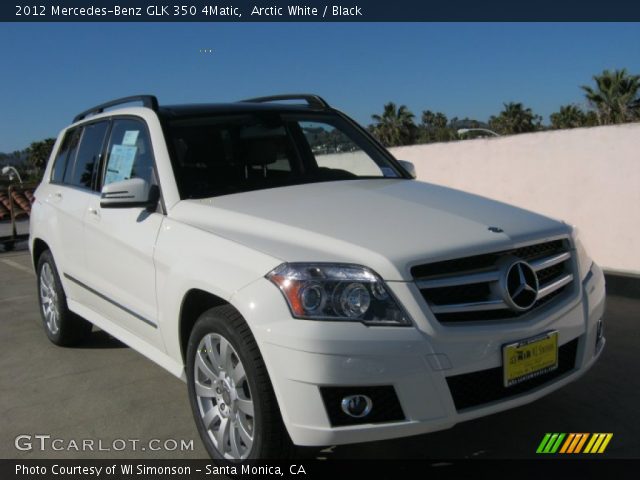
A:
[87,206,101,220]
[50,192,63,203]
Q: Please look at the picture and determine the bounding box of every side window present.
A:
[63,121,109,189]
[50,128,80,183]
[298,121,389,177]
[102,118,155,187]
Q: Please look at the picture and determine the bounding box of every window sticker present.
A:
[122,130,140,146]
[104,144,138,185]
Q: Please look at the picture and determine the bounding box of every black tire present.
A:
[36,250,92,346]
[186,305,296,461]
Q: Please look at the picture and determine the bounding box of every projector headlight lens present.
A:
[267,263,410,326]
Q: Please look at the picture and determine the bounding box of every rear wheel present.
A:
[186,305,295,461]
[37,250,92,346]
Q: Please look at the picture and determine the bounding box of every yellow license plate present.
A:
[503,331,559,387]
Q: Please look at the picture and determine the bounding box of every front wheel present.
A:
[186,306,295,461]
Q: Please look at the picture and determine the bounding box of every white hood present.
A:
[169,179,570,281]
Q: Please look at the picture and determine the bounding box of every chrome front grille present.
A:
[412,239,575,323]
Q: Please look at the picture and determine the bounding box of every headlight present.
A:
[266,263,410,326]
[572,228,593,281]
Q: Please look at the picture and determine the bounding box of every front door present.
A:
[83,117,165,348]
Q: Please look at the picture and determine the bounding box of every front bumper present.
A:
[231,262,606,446]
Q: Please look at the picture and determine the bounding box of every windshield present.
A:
[164,112,403,199]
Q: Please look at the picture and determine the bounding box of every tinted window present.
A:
[299,121,388,177]
[51,128,80,183]
[102,118,155,187]
[165,113,402,199]
[167,115,298,198]
[63,121,109,189]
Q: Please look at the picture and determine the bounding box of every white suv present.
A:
[30,94,606,461]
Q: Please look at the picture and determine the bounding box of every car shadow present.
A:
[80,329,127,349]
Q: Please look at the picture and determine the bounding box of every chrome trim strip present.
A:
[416,241,575,320]
[63,273,157,328]
[416,252,570,290]
[416,270,500,289]
[429,299,508,314]
[530,252,571,272]
[537,273,574,300]
[407,234,572,276]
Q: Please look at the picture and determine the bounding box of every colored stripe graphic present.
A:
[597,433,613,453]
[543,433,559,453]
[550,433,565,453]
[536,433,552,453]
[583,433,599,453]
[567,433,583,453]
[591,433,606,453]
[536,433,565,453]
[574,433,589,453]
[537,433,613,454]
[584,433,614,454]
[559,433,575,453]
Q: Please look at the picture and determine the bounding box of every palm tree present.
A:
[582,69,640,125]
[419,110,454,143]
[489,102,541,135]
[421,110,448,130]
[550,104,589,130]
[370,102,416,147]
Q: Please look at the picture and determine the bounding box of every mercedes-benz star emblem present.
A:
[501,260,539,311]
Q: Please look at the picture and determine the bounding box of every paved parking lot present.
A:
[1,249,638,459]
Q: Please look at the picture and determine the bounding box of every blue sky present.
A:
[1,22,639,151]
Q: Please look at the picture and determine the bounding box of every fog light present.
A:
[341,394,373,418]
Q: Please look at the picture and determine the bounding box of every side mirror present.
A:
[100,178,159,210]
[397,160,417,179]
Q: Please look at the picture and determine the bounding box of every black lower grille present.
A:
[446,338,579,411]
[320,386,405,427]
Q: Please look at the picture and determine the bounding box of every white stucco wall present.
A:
[389,123,640,274]
[316,151,381,175]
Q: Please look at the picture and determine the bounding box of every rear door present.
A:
[83,117,165,348]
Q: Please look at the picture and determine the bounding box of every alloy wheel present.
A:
[39,263,60,335]
[194,333,255,460]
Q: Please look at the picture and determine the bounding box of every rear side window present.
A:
[63,121,109,189]
[50,128,80,183]
[102,118,155,187]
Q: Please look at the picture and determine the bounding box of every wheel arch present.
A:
[178,288,245,364]
[31,237,51,270]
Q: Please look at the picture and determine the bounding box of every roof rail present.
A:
[73,95,159,123]
[240,94,330,110]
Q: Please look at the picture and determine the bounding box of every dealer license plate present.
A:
[503,331,559,387]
